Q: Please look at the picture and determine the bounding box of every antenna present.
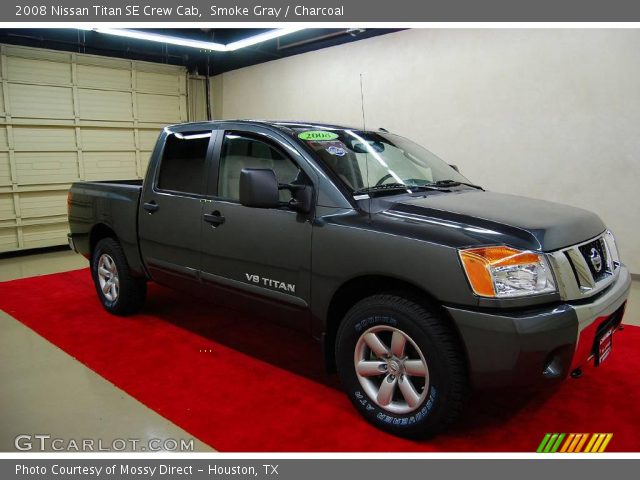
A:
[359,73,366,131]
[359,73,372,220]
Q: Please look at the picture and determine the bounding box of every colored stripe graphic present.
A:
[574,434,589,452]
[584,433,598,452]
[598,434,613,453]
[537,433,612,453]
[550,433,565,453]
[591,434,606,452]
[537,433,552,453]
[544,433,558,453]
[559,433,576,453]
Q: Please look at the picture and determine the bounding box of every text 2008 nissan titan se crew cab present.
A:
[68,121,631,437]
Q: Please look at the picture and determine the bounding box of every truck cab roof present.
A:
[164,119,366,134]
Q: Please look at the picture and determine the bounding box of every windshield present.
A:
[294,128,470,194]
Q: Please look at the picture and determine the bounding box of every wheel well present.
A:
[89,223,117,257]
[323,275,469,373]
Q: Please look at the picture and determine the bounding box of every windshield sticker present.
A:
[326,145,346,156]
[298,131,339,141]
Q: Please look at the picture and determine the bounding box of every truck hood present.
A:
[384,190,606,251]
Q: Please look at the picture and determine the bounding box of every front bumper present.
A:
[444,266,631,388]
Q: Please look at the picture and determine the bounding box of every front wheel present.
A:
[335,294,468,438]
[91,237,146,316]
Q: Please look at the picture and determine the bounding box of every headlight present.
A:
[603,230,621,270]
[459,246,556,298]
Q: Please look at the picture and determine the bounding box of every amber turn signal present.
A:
[459,246,545,297]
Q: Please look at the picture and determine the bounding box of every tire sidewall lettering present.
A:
[354,315,398,333]
[353,386,438,427]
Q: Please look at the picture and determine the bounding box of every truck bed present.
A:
[68,179,145,274]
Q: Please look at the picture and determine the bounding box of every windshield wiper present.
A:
[353,182,454,196]
[353,183,412,195]
[433,179,484,190]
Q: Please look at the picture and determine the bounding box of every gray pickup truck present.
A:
[68,120,631,437]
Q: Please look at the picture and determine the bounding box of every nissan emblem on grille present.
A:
[590,247,603,273]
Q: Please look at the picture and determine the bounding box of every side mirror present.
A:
[239,167,314,213]
[449,164,460,173]
[239,168,280,208]
[289,185,313,214]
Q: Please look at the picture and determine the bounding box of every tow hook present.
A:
[570,367,583,379]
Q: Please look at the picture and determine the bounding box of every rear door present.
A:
[199,126,315,329]
[138,129,216,285]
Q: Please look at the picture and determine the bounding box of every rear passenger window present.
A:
[218,133,301,201]
[157,132,211,194]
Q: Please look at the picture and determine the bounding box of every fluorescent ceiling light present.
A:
[225,29,303,51]
[78,28,305,52]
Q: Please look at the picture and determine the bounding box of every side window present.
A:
[157,132,211,195]
[217,133,302,201]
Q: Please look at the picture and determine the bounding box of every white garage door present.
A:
[0,44,189,253]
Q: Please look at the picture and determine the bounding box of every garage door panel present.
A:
[0,226,18,250]
[22,223,69,249]
[19,190,68,219]
[81,128,135,151]
[137,71,182,94]
[139,130,160,150]
[79,89,133,121]
[140,151,153,175]
[7,56,72,85]
[15,152,79,185]
[9,84,74,119]
[0,127,10,150]
[83,152,137,180]
[138,94,182,122]
[77,64,132,91]
[0,193,15,220]
[1,43,187,253]
[5,45,70,63]
[0,152,10,186]
[13,127,76,151]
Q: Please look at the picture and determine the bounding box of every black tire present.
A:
[335,294,468,438]
[91,237,146,316]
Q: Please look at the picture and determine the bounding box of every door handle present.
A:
[143,201,159,213]
[203,211,225,226]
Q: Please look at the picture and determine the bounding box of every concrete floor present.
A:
[0,248,638,452]
[0,249,213,452]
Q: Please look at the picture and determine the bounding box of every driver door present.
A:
[199,128,314,330]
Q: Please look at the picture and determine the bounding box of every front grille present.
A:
[578,238,609,282]
[547,232,621,301]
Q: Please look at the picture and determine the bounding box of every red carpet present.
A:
[1,268,639,452]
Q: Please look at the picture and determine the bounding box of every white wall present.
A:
[215,29,640,273]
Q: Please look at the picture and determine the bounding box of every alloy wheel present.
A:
[354,325,430,414]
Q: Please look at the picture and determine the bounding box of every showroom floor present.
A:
[0,249,213,452]
[0,248,638,452]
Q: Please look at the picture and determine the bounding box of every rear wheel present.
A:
[335,294,468,438]
[91,237,146,316]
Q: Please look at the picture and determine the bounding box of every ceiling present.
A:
[0,28,401,76]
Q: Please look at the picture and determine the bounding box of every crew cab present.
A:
[68,120,631,437]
